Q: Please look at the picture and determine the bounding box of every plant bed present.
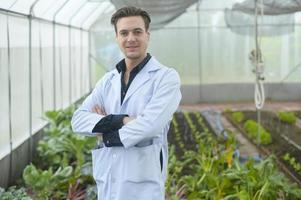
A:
[224,110,301,186]
[5,110,301,199]
[3,106,98,200]
[167,111,301,199]
[168,112,202,158]
[296,111,301,120]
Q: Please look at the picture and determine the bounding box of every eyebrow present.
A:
[119,28,144,33]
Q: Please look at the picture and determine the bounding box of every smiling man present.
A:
[71,6,181,200]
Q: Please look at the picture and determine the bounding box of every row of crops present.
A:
[1,107,301,199]
[224,110,301,187]
[166,111,301,199]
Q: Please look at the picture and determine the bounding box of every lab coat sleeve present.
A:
[71,74,109,135]
[119,68,182,148]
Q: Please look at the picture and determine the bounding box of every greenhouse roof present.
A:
[1,0,301,30]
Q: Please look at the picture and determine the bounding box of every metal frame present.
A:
[52,0,71,109]
[78,2,106,100]
[0,8,88,31]
[6,10,13,186]
[80,3,110,92]
[68,1,88,104]
[0,0,107,169]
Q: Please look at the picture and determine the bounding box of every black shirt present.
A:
[117,53,151,104]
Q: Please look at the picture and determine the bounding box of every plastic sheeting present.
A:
[225,0,301,36]
[0,0,113,29]
[231,0,301,16]
[110,0,198,29]
[225,9,295,36]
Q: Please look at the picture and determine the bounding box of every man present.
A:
[71,6,181,200]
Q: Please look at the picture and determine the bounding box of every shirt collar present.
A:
[116,53,151,74]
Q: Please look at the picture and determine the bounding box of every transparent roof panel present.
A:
[33,0,58,17]
[82,3,115,29]
[0,0,36,14]
[12,0,37,14]
[0,0,19,10]
[164,3,198,28]
[37,0,70,20]
[55,0,87,24]
[70,1,108,27]
[2,0,301,30]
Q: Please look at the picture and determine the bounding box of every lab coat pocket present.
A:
[91,147,109,182]
[123,144,161,183]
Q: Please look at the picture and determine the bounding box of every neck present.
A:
[125,54,147,72]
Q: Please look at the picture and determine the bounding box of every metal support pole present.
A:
[58,33,63,108]
[80,30,83,95]
[68,1,88,104]
[52,0,71,110]
[68,26,72,104]
[197,0,202,87]
[88,30,92,92]
[28,13,33,163]
[6,11,13,186]
[80,3,108,93]
[38,21,44,114]
[27,0,40,164]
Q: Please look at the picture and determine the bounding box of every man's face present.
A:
[115,16,150,61]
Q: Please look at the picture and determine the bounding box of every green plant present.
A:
[84,185,97,200]
[0,186,32,200]
[167,112,301,199]
[30,107,96,199]
[224,108,232,113]
[243,120,272,145]
[231,111,244,123]
[23,164,73,199]
[278,112,297,125]
[283,153,301,175]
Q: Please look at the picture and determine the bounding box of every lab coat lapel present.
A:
[121,58,161,106]
[110,70,122,105]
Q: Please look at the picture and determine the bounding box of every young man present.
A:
[71,6,181,200]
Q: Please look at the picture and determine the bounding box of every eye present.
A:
[133,29,143,35]
[119,31,128,37]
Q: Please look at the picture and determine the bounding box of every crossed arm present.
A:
[91,105,134,125]
[91,105,135,147]
[72,68,181,148]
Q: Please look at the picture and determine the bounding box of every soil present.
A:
[168,112,201,158]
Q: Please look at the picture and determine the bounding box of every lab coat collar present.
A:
[110,57,163,107]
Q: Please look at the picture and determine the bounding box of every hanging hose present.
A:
[251,0,266,145]
[255,77,265,109]
[253,0,265,110]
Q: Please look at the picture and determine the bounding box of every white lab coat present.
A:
[71,57,181,200]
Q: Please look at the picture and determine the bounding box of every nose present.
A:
[127,32,136,42]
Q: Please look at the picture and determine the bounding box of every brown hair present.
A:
[111,6,151,33]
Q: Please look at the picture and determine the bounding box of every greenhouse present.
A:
[1,0,301,199]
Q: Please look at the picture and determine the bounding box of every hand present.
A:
[123,116,135,125]
[92,105,106,116]
[91,105,105,140]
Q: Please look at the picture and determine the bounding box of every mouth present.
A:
[126,46,139,51]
